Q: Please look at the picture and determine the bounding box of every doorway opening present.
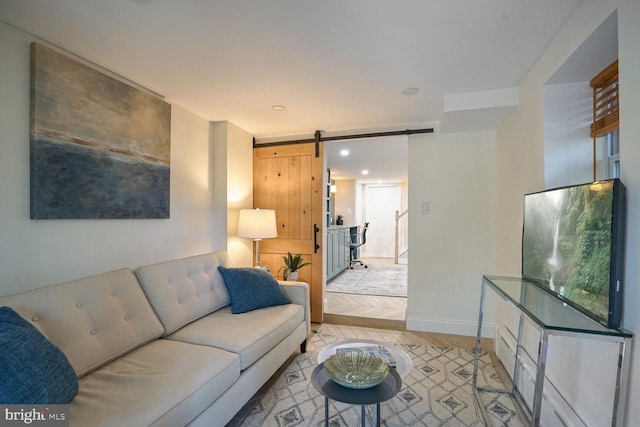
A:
[323,135,408,326]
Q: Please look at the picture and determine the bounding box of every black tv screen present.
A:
[522,179,626,328]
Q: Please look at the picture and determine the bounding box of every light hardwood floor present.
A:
[321,258,496,354]
[324,292,407,328]
[321,297,490,352]
[311,322,493,353]
[324,257,407,329]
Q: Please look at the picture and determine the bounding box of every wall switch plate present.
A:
[421,201,431,214]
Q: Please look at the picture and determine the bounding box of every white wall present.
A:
[406,131,497,337]
[543,82,595,188]
[618,0,640,424]
[212,121,254,267]
[363,184,402,258]
[496,0,640,424]
[0,22,229,295]
[334,179,356,226]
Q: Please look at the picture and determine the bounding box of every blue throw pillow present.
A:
[0,306,79,404]
[218,267,290,314]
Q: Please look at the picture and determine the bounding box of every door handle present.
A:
[314,224,320,253]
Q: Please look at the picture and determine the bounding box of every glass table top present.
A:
[484,275,632,338]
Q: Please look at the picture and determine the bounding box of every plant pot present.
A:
[336,220,343,225]
[287,271,299,281]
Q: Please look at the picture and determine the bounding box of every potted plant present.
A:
[279,252,311,281]
[336,215,344,225]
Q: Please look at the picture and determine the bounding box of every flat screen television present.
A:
[522,179,626,328]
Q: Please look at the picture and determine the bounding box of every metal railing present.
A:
[394,209,409,264]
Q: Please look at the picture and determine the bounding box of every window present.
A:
[607,130,620,179]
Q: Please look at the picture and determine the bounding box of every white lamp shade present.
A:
[237,209,277,239]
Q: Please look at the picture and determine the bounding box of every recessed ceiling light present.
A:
[402,87,419,96]
[362,170,369,175]
[340,149,349,156]
[271,105,286,111]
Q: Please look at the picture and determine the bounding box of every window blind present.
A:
[591,60,619,138]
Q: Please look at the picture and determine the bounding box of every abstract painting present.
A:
[30,43,171,219]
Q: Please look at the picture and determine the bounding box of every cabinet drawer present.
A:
[497,328,585,427]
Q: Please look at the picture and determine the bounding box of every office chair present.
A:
[349,222,369,269]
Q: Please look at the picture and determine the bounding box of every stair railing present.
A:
[394,209,409,264]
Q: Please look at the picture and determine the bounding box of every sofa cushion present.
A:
[0,307,78,404]
[135,251,233,335]
[70,339,240,427]
[0,269,165,378]
[165,303,304,370]
[218,266,290,314]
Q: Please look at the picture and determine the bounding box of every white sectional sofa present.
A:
[0,250,310,426]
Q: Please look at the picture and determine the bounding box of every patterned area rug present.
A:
[240,328,523,427]
[326,263,407,297]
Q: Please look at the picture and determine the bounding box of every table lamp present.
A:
[237,208,277,268]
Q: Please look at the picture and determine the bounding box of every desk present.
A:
[472,275,633,427]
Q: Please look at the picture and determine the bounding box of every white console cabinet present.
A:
[472,275,632,427]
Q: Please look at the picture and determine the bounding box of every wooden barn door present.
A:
[254,142,324,323]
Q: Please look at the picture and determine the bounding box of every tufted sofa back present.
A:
[134,251,233,335]
[0,269,164,377]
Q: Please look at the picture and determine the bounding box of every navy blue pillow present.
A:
[0,306,79,404]
[218,267,290,314]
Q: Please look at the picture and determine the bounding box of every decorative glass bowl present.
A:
[323,352,390,389]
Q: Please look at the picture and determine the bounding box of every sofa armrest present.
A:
[278,281,311,337]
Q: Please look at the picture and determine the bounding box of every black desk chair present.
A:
[349,222,369,269]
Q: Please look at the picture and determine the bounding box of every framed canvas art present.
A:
[30,43,171,219]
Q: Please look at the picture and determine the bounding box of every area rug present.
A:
[240,329,523,427]
[326,263,407,297]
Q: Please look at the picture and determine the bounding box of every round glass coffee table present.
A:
[317,339,413,378]
[311,363,402,427]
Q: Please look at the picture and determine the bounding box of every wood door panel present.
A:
[254,156,312,240]
[254,143,324,323]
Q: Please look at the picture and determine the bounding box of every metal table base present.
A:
[311,363,402,427]
[472,275,632,427]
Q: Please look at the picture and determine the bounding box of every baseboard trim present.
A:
[406,317,495,338]
[322,313,406,331]
[321,314,495,338]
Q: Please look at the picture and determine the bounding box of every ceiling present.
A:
[326,135,408,182]
[1,0,582,181]
[546,10,617,85]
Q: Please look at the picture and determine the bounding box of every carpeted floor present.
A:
[327,263,408,297]
[239,327,523,427]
